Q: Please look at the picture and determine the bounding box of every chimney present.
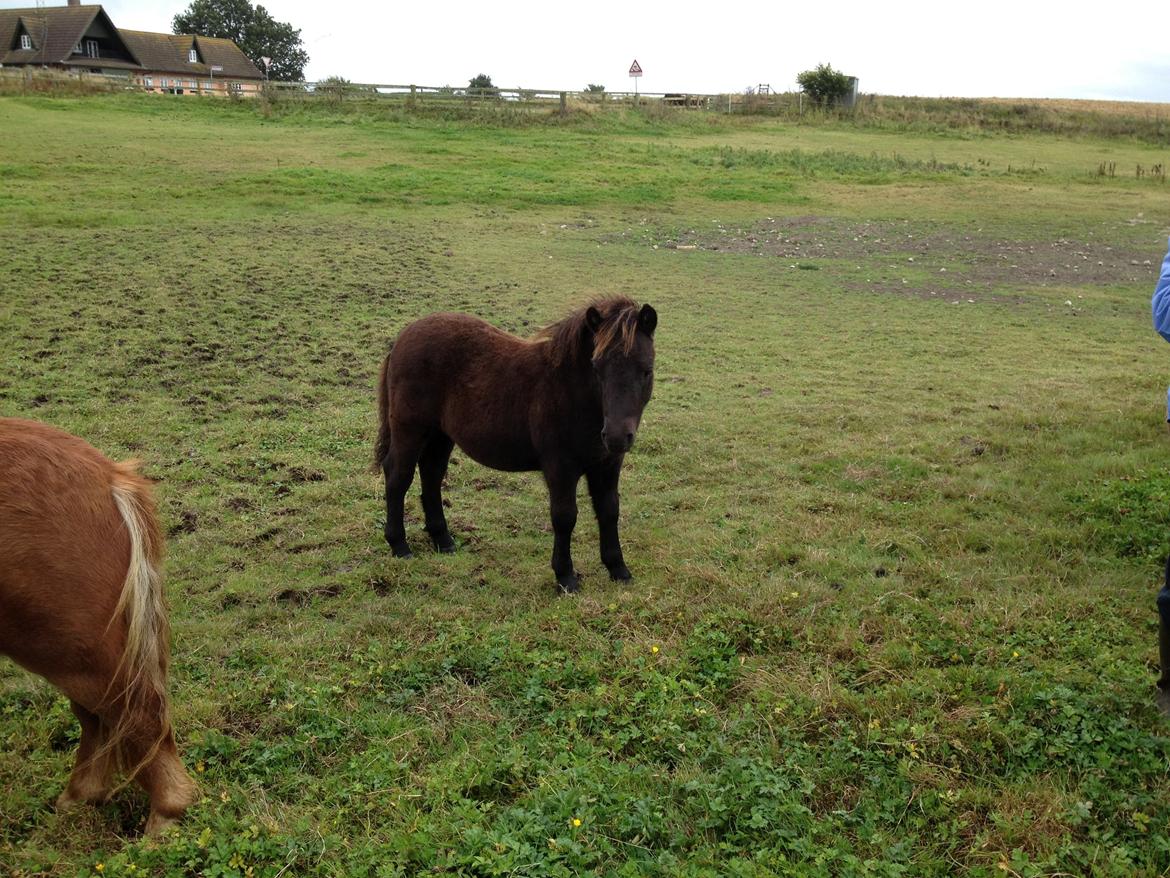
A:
[68,0,80,5]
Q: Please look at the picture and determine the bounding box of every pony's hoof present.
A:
[54,790,83,811]
[144,811,181,836]
[556,572,581,594]
[608,564,632,582]
[389,542,413,559]
[433,536,456,554]
[56,786,108,810]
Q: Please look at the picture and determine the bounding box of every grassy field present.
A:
[2,93,1170,877]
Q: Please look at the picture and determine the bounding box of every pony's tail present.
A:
[102,462,172,782]
[373,345,393,473]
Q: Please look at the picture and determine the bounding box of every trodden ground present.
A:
[2,93,1170,876]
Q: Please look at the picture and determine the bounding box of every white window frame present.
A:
[188,48,197,63]
[20,34,31,50]
[84,39,98,58]
[144,77,153,87]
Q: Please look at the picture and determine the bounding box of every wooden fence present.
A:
[264,81,804,114]
[0,68,804,114]
[266,81,718,109]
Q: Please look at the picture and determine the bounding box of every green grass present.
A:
[2,93,1170,877]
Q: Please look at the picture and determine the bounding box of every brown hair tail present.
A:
[373,346,393,472]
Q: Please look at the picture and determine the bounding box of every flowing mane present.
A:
[537,296,642,367]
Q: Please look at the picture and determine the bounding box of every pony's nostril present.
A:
[626,432,635,447]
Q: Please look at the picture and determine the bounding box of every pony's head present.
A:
[541,296,658,453]
[583,299,657,453]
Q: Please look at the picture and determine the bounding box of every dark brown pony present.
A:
[375,297,657,592]
[0,419,196,834]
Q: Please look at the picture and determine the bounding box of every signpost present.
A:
[629,59,642,99]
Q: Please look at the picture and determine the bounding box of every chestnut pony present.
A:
[375,297,657,592]
[0,419,196,834]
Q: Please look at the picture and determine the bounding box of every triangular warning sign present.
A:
[629,59,642,76]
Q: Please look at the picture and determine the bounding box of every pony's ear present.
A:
[638,303,657,336]
[585,306,603,334]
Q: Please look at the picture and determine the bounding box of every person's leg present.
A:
[1157,556,1170,713]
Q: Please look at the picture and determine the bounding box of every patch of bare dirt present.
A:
[625,217,1157,303]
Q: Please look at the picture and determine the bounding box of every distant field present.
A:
[981,96,1170,118]
[2,94,1170,877]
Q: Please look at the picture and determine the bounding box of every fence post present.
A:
[408,84,416,108]
[559,91,567,115]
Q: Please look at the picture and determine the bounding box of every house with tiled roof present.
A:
[0,1,264,95]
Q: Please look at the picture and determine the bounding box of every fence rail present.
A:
[265,80,804,114]
[267,80,727,108]
[0,67,806,113]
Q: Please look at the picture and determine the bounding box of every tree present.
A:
[316,75,372,100]
[172,0,309,82]
[585,83,605,93]
[796,63,852,108]
[467,73,498,97]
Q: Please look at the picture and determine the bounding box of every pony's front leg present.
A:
[544,466,581,593]
[587,456,630,581]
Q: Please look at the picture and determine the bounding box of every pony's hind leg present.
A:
[55,701,114,810]
[135,728,198,836]
[383,422,423,558]
[419,434,456,553]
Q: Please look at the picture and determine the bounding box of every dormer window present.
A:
[20,34,31,50]
[84,39,98,58]
[188,48,197,63]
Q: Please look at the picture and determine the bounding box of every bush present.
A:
[796,63,852,108]
[468,73,499,98]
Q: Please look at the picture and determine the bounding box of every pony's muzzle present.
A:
[603,420,637,453]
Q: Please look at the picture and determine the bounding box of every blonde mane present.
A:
[537,296,642,367]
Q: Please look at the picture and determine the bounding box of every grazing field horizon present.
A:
[2,94,1170,876]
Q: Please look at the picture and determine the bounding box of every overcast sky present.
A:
[10,0,1168,102]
